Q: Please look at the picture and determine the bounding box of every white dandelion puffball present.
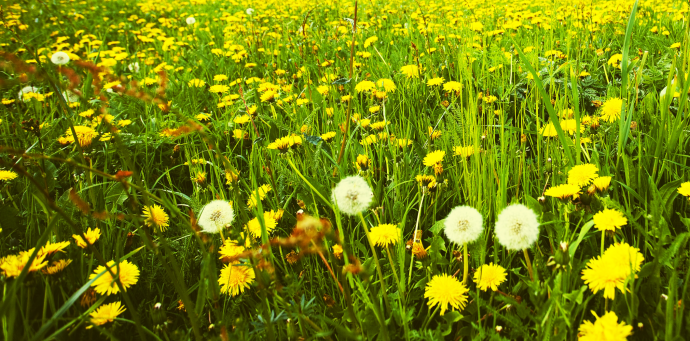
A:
[18,86,39,101]
[51,51,70,65]
[246,8,254,15]
[186,17,196,25]
[331,175,373,216]
[443,206,483,245]
[494,203,540,251]
[128,62,140,73]
[198,200,235,234]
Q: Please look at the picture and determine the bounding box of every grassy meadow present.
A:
[1,0,690,339]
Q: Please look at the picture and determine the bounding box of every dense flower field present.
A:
[1,0,690,339]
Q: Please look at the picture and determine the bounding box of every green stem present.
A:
[523,249,534,281]
[463,244,469,284]
[286,157,333,210]
[357,212,391,312]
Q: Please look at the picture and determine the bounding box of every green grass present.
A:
[1,0,690,340]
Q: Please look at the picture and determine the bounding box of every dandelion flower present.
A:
[0,251,48,278]
[375,78,396,92]
[427,77,444,87]
[51,51,70,65]
[186,17,196,25]
[73,227,101,248]
[593,209,627,232]
[40,241,70,257]
[592,176,612,192]
[218,263,255,296]
[453,146,476,158]
[89,260,140,295]
[400,65,420,78]
[568,164,599,187]
[494,204,540,251]
[474,263,507,291]
[42,259,72,275]
[143,204,169,232]
[678,182,690,197]
[545,184,580,199]
[369,224,401,247]
[198,200,235,234]
[582,242,643,299]
[443,81,462,93]
[88,301,126,328]
[355,80,375,92]
[247,184,271,209]
[423,150,445,167]
[424,274,469,315]
[245,211,278,238]
[331,176,374,216]
[600,98,623,123]
[578,311,632,341]
[57,126,98,147]
[219,239,245,262]
[0,170,18,181]
[443,206,483,245]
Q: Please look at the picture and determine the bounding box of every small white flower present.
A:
[127,62,140,73]
[198,200,235,234]
[246,8,254,15]
[494,203,540,251]
[331,175,373,216]
[51,51,70,65]
[18,86,39,101]
[443,206,483,245]
[186,17,196,25]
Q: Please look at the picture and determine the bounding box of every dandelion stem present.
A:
[523,249,534,281]
[601,230,606,256]
[286,157,333,210]
[463,243,469,284]
[357,212,391,312]
[408,192,425,288]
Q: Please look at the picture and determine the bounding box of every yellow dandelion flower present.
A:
[453,146,476,158]
[355,80,375,92]
[57,126,98,147]
[592,176,612,192]
[474,263,507,291]
[578,311,632,341]
[88,301,126,329]
[369,224,400,247]
[375,78,396,92]
[218,263,255,296]
[443,81,462,93]
[40,241,70,257]
[400,65,419,78]
[424,274,469,315]
[427,77,444,87]
[0,170,18,181]
[247,184,272,209]
[73,227,101,248]
[593,209,627,232]
[0,251,48,278]
[581,242,643,299]
[600,98,623,123]
[245,212,278,238]
[423,150,445,167]
[567,164,599,187]
[89,260,140,296]
[678,182,690,197]
[219,239,245,262]
[545,184,580,199]
[143,204,169,232]
[42,259,72,275]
